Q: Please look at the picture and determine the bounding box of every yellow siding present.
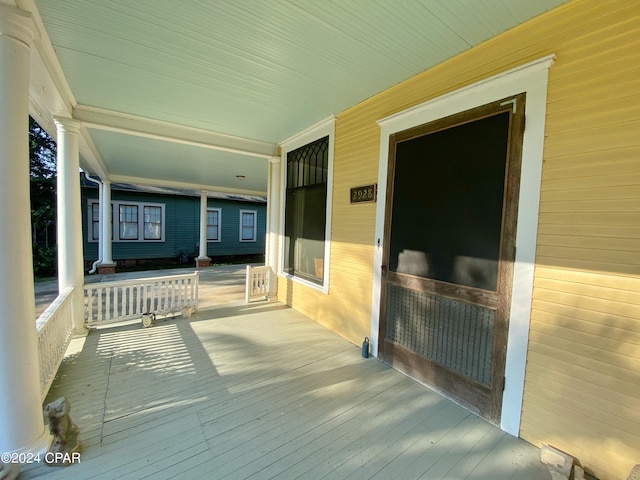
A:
[279,1,640,477]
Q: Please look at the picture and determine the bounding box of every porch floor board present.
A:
[21,302,550,480]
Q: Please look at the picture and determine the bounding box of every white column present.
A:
[267,156,281,297]
[196,191,210,265]
[101,179,114,265]
[0,4,50,459]
[96,180,103,264]
[54,117,86,332]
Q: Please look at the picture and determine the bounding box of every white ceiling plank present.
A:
[87,128,269,195]
[24,0,569,194]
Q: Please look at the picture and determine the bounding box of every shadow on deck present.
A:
[22,302,550,480]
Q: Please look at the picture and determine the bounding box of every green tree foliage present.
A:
[30,116,57,277]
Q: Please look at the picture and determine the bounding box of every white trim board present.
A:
[370,54,555,436]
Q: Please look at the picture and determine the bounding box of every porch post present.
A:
[0,4,50,463]
[267,156,281,297]
[98,179,115,273]
[196,190,211,267]
[54,117,87,332]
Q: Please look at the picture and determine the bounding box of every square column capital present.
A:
[53,116,82,135]
[0,4,37,47]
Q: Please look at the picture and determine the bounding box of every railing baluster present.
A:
[97,287,103,322]
[86,287,93,323]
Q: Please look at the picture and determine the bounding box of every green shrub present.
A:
[33,244,57,279]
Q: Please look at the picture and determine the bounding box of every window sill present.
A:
[279,271,328,295]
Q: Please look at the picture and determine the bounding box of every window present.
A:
[87,200,164,242]
[207,208,221,241]
[119,204,139,240]
[91,202,100,241]
[239,210,257,242]
[144,206,162,240]
[283,135,329,285]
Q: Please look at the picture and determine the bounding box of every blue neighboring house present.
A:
[81,174,267,269]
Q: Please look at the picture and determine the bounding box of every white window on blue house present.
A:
[119,204,139,240]
[88,200,165,242]
[207,208,221,242]
[144,206,162,240]
[239,210,257,242]
[91,202,100,241]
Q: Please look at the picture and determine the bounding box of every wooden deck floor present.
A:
[22,302,550,480]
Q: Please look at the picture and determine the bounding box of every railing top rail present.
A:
[36,286,74,333]
[249,265,270,271]
[84,271,199,290]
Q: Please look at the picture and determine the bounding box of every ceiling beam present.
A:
[74,105,278,159]
[109,174,267,197]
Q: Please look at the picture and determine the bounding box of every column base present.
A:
[97,263,116,275]
[2,429,53,478]
[195,257,211,268]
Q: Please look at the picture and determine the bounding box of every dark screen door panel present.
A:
[380,94,525,424]
[389,112,510,291]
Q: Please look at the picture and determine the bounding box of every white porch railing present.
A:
[246,265,270,302]
[36,286,75,402]
[84,272,199,326]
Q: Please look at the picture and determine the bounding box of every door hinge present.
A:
[502,376,506,392]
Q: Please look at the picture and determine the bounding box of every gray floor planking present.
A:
[21,302,550,480]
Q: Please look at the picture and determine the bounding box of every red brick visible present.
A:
[97,265,116,275]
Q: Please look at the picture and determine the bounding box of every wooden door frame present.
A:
[379,95,525,425]
[370,55,555,435]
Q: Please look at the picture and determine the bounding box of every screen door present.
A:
[379,94,525,424]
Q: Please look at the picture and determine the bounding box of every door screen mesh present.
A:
[385,283,495,385]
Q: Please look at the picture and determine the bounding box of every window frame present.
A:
[239,209,257,242]
[87,199,165,243]
[278,116,335,293]
[119,204,139,240]
[206,208,222,242]
[143,205,163,240]
[91,202,100,241]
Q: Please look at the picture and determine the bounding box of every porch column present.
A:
[54,117,87,332]
[98,179,115,274]
[0,4,50,462]
[196,190,211,267]
[266,156,281,297]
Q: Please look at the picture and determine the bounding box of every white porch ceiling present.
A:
[23,0,568,195]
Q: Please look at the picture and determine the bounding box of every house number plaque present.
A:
[350,184,377,204]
